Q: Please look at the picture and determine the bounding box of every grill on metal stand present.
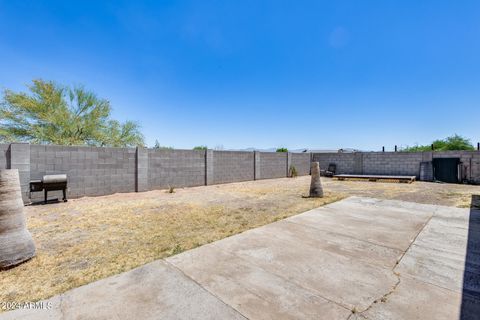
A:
[29,174,68,204]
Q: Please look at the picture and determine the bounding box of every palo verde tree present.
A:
[403,134,475,152]
[0,79,144,147]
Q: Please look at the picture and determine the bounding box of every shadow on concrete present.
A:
[460,195,480,319]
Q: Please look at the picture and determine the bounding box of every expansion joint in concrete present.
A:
[59,293,66,320]
[163,260,250,320]
[346,212,435,319]
[352,271,401,319]
[394,213,434,268]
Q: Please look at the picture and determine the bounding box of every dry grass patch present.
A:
[1,178,343,306]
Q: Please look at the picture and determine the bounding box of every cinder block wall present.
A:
[312,153,356,174]
[10,143,31,201]
[29,145,136,201]
[0,144,9,169]
[313,151,480,183]
[433,151,480,183]
[362,152,423,176]
[212,151,254,184]
[472,153,480,184]
[259,152,288,179]
[148,149,206,189]
[3,143,479,203]
[2,144,314,202]
[290,153,311,175]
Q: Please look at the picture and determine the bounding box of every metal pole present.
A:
[477,142,479,151]
[431,144,434,151]
[382,146,385,152]
[395,145,397,152]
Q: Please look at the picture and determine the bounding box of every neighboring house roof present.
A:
[296,148,362,153]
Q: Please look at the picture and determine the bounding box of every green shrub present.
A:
[172,244,183,255]
[276,147,288,152]
[402,134,474,152]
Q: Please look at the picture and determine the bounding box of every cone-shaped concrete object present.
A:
[309,162,324,198]
[0,169,36,269]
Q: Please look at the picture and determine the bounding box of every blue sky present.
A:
[1,1,479,150]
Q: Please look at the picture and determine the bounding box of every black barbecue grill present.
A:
[30,174,68,204]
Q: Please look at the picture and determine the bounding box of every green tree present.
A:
[403,134,474,152]
[276,147,288,152]
[0,79,144,147]
[193,145,207,150]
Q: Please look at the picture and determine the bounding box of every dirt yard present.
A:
[324,177,480,209]
[1,176,479,307]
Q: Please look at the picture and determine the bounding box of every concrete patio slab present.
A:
[0,260,246,320]
[286,197,433,251]
[243,219,403,269]
[169,223,399,311]
[354,276,464,320]
[169,245,351,319]
[2,196,480,319]
[167,196,480,319]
